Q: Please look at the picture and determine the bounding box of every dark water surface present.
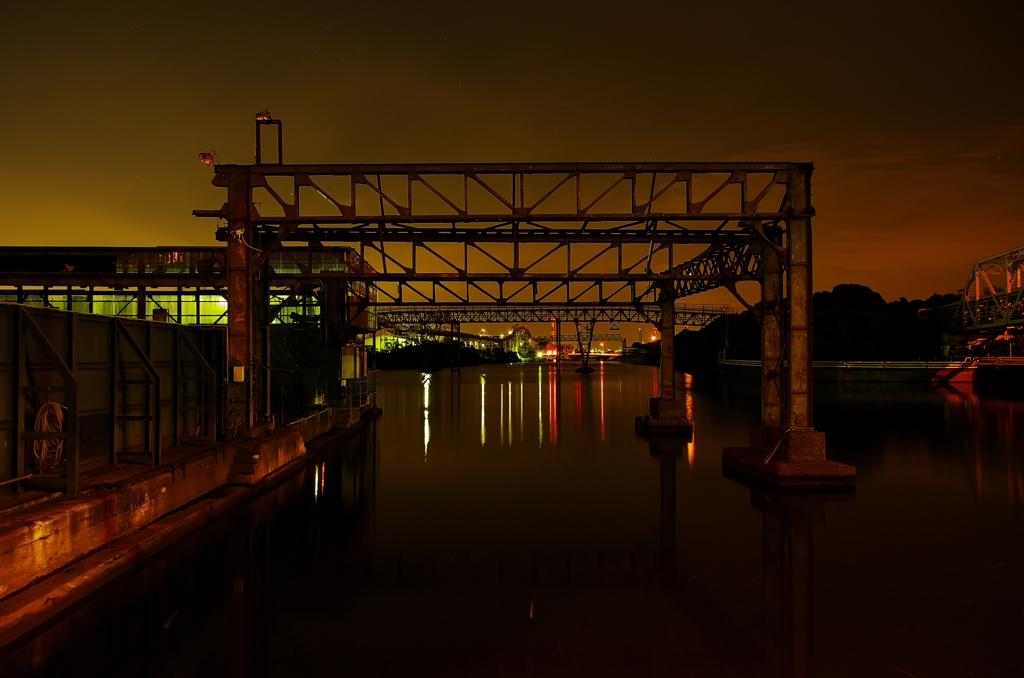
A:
[2,364,1023,677]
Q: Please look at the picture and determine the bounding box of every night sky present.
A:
[2,0,1022,302]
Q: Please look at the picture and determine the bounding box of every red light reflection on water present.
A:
[575,379,582,431]
[937,384,1024,508]
[548,367,558,445]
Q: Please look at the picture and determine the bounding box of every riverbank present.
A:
[717,357,1024,383]
[0,406,381,653]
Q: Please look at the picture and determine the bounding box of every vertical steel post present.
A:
[659,292,675,401]
[136,287,147,320]
[555,319,561,373]
[67,312,79,495]
[761,224,785,427]
[786,164,814,430]
[324,278,343,399]
[226,166,254,431]
[13,309,23,493]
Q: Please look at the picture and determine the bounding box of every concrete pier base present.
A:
[635,397,693,435]
[722,424,855,488]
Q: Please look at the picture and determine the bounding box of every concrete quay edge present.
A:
[0,408,381,654]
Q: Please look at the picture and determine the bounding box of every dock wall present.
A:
[0,406,352,601]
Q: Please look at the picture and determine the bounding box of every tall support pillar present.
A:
[786,164,814,431]
[324,278,343,399]
[226,166,254,434]
[636,287,691,434]
[659,294,675,400]
[722,163,854,485]
[760,226,785,428]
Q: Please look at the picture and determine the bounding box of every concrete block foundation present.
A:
[635,397,693,435]
[722,424,855,488]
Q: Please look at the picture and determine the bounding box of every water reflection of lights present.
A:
[480,374,486,446]
[538,366,544,447]
[519,377,524,443]
[686,392,695,467]
[549,367,558,444]
[575,379,582,430]
[422,373,432,461]
[684,374,695,467]
[938,385,1024,508]
[313,462,326,502]
[599,362,606,441]
[508,381,514,446]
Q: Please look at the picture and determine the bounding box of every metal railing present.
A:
[339,370,380,413]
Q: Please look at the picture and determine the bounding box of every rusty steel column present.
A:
[636,290,690,432]
[226,166,253,431]
[786,164,814,430]
[659,293,676,401]
[324,278,343,399]
[760,224,785,427]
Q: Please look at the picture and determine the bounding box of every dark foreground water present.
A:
[2,364,1023,677]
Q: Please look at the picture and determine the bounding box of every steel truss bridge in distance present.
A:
[937,244,1024,332]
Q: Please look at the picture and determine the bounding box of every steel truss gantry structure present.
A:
[186,117,842,483]
[940,244,1024,332]
[375,303,733,327]
[194,159,775,306]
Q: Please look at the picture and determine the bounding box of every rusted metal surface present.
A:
[195,161,785,306]
[226,167,254,430]
[760,229,785,427]
[786,165,814,431]
[658,294,676,401]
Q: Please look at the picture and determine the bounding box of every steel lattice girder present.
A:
[375,303,733,327]
[195,162,794,302]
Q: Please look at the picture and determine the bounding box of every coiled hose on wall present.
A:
[33,401,65,471]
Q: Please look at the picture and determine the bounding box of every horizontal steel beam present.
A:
[375,303,732,326]
[199,162,795,228]
[235,162,795,174]
[222,225,760,242]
